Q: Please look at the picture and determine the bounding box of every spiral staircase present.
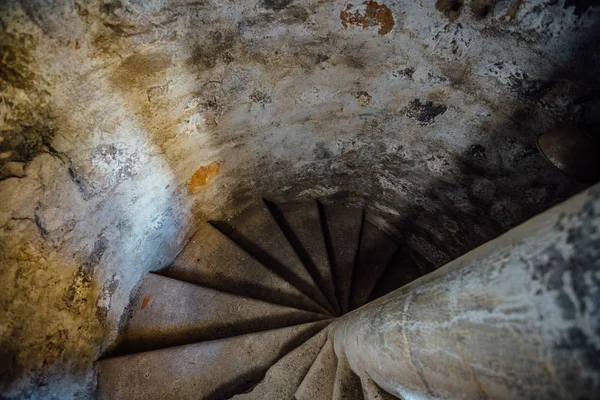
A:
[96,198,429,399]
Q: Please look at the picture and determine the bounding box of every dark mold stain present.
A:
[469,0,494,19]
[510,74,555,103]
[405,99,448,125]
[393,67,415,80]
[100,0,122,16]
[435,0,464,21]
[0,124,55,167]
[467,144,487,160]
[314,142,333,160]
[189,30,237,72]
[63,235,110,315]
[249,90,272,106]
[262,0,294,11]
[316,53,330,64]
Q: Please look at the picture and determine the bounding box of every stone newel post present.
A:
[333,184,600,399]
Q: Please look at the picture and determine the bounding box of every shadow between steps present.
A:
[101,301,332,359]
[159,264,329,316]
[263,199,340,315]
[203,320,332,400]
[211,219,335,315]
[317,200,341,313]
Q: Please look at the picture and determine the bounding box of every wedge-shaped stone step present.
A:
[214,201,334,314]
[113,274,328,355]
[320,202,363,315]
[369,246,423,301]
[333,353,364,400]
[97,320,330,400]
[294,337,338,400]
[164,221,328,315]
[360,375,398,400]
[349,221,398,311]
[232,327,330,400]
[270,200,340,315]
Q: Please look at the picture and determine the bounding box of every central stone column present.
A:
[332,184,600,399]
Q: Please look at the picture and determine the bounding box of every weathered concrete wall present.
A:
[0,0,598,397]
[332,183,600,399]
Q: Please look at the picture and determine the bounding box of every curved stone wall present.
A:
[0,0,598,397]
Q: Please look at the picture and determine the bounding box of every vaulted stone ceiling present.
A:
[0,0,598,397]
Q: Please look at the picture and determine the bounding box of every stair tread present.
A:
[274,201,340,315]
[294,337,338,400]
[361,375,398,400]
[166,221,328,315]
[215,202,334,314]
[369,247,423,301]
[333,353,364,400]
[231,327,329,400]
[97,320,330,400]
[115,274,328,354]
[349,221,398,310]
[321,203,363,314]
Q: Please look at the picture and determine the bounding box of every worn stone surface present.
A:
[0,0,598,397]
[333,184,600,399]
[97,320,330,399]
[294,338,338,399]
[232,327,330,400]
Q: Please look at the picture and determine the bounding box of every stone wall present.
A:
[0,0,598,397]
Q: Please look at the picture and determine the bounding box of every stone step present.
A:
[368,246,423,301]
[360,375,398,400]
[214,201,335,314]
[269,200,340,315]
[332,353,364,400]
[320,202,363,315]
[97,320,330,400]
[231,327,330,400]
[349,220,398,311]
[164,220,328,315]
[294,337,338,400]
[111,274,329,355]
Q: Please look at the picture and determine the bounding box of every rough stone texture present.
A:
[294,337,338,400]
[165,220,329,314]
[320,202,363,314]
[113,273,327,355]
[333,183,600,399]
[232,326,330,400]
[0,0,598,397]
[217,201,335,314]
[276,201,341,314]
[97,320,330,399]
[349,220,398,310]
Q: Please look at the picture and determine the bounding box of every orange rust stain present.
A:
[340,1,395,35]
[188,162,221,193]
[141,296,152,309]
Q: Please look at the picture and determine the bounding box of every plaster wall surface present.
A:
[0,0,598,397]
